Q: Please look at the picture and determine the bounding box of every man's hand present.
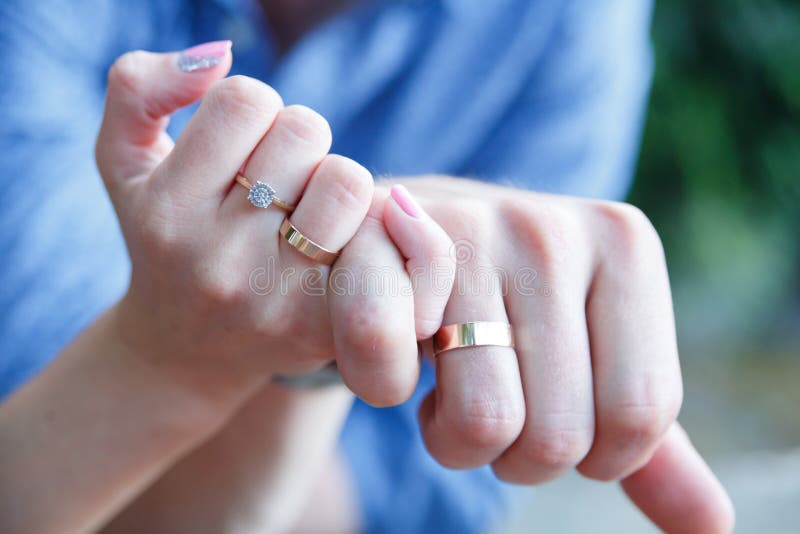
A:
[391,176,735,533]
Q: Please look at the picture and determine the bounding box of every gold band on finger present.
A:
[236,174,296,212]
[279,218,340,266]
[433,321,515,356]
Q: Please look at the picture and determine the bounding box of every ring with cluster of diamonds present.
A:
[235,174,296,212]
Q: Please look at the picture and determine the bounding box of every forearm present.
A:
[102,380,357,534]
[0,303,256,533]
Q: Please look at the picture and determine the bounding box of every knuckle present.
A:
[499,198,581,276]
[440,200,493,242]
[205,76,283,131]
[593,201,663,259]
[441,406,524,452]
[515,426,592,471]
[436,201,497,268]
[277,105,332,147]
[193,264,249,310]
[107,50,150,96]
[606,397,678,446]
[317,155,374,214]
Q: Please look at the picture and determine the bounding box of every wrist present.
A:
[107,296,265,427]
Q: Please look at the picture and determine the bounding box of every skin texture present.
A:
[396,177,735,533]
[95,48,453,402]
[0,45,734,533]
[102,383,359,534]
[0,47,453,533]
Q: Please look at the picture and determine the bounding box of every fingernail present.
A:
[178,40,232,73]
[390,184,423,219]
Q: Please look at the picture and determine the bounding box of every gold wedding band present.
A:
[279,218,340,265]
[236,174,296,212]
[433,321,515,356]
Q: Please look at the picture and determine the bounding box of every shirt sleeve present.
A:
[465,0,655,201]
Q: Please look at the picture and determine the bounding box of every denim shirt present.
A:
[0,1,653,532]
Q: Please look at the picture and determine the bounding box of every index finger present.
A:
[153,75,283,205]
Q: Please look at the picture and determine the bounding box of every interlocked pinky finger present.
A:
[383,184,455,339]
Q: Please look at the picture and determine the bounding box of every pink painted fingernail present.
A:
[178,40,232,72]
[390,185,423,219]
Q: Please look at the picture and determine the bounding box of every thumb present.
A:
[620,423,735,533]
[96,41,232,185]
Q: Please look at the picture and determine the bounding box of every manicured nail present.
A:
[178,40,232,73]
[390,184,423,219]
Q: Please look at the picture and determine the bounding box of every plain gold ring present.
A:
[279,218,340,266]
[433,321,515,356]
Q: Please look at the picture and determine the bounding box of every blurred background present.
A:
[501,1,800,531]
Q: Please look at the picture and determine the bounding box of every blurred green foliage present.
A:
[629,0,800,352]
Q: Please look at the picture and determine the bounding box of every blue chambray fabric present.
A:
[0,1,653,532]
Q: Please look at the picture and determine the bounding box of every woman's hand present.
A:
[389,177,734,533]
[96,44,453,404]
[0,44,455,534]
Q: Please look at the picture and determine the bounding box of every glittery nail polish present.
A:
[177,40,232,73]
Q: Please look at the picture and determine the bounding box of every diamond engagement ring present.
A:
[236,174,296,211]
